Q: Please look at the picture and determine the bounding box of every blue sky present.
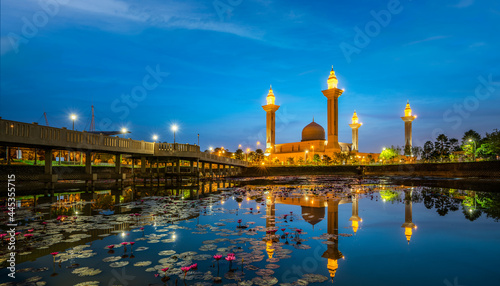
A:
[1,0,499,153]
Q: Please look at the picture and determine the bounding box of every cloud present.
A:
[404,36,451,46]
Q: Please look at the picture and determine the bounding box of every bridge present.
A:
[0,117,248,189]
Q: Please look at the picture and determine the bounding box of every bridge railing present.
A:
[199,152,249,167]
[0,118,154,154]
[156,143,200,153]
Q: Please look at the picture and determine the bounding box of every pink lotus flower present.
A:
[237,219,242,223]
[181,266,191,278]
[121,242,128,245]
[50,252,58,256]
[281,228,286,231]
[42,222,47,225]
[140,227,145,230]
[161,267,169,272]
[106,245,115,249]
[154,274,160,277]
[225,255,235,261]
[28,229,34,232]
[129,241,135,246]
[190,263,198,270]
[213,254,222,260]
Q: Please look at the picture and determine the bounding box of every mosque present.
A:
[262,67,417,163]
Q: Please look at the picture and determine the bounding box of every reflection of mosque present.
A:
[265,190,417,281]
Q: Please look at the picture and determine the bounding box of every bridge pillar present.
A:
[115,153,122,174]
[115,153,123,188]
[209,163,213,179]
[140,157,146,173]
[44,148,52,175]
[34,148,38,165]
[85,151,92,174]
[196,159,200,186]
[6,146,10,165]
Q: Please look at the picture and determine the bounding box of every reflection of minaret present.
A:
[262,86,280,154]
[348,111,362,152]
[349,194,362,234]
[401,190,416,244]
[322,199,343,281]
[265,196,276,259]
[401,101,417,151]
[323,67,344,153]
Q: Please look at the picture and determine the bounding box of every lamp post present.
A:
[171,124,178,144]
[153,135,158,142]
[305,150,309,163]
[256,141,260,149]
[121,128,127,138]
[197,134,199,146]
[70,114,77,130]
[246,148,250,161]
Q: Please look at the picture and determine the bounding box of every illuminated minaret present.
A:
[265,195,276,259]
[348,111,362,152]
[262,86,280,154]
[349,193,362,234]
[322,199,343,281]
[401,101,417,151]
[401,190,417,244]
[322,67,344,153]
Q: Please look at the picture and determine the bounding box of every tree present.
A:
[297,157,304,165]
[476,143,496,160]
[449,138,460,152]
[313,154,321,165]
[380,148,398,163]
[234,149,244,160]
[461,129,481,145]
[322,155,332,165]
[434,134,450,161]
[254,149,264,163]
[287,157,295,165]
[411,146,423,160]
[423,141,434,161]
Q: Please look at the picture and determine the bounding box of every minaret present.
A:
[401,101,417,151]
[322,199,343,281]
[349,193,362,234]
[265,195,276,259]
[322,67,344,153]
[262,86,280,153]
[348,111,362,152]
[401,190,417,244]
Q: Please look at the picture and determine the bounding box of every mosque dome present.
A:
[301,206,325,226]
[301,120,325,142]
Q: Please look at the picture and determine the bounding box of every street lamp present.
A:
[121,128,127,138]
[305,150,309,162]
[171,124,178,144]
[256,141,260,148]
[152,135,158,142]
[70,114,77,130]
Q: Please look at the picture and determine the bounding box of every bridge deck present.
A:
[0,118,248,167]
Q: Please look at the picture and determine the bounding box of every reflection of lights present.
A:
[246,197,250,201]
[238,203,241,208]
[121,232,125,237]
[383,199,386,202]
[257,206,260,210]
[75,211,79,214]
[172,233,177,240]
[221,201,225,205]
[469,209,472,213]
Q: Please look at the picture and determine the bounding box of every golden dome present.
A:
[301,120,325,142]
[302,206,325,227]
[404,100,412,117]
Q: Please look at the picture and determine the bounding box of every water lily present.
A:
[181,266,191,279]
[51,252,58,263]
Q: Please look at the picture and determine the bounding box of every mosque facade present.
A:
[262,67,416,164]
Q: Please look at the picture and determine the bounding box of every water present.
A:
[1,176,499,286]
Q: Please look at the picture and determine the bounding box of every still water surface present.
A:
[1,176,499,286]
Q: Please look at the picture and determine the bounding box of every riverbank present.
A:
[237,161,500,178]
